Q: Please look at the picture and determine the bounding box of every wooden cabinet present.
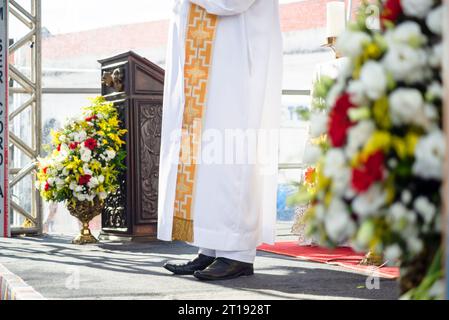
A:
[98,51,164,241]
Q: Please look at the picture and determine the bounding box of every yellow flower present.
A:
[316,162,331,193]
[90,160,102,172]
[392,132,419,159]
[108,133,125,148]
[51,130,61,145]
[392,137,407,159]
[364,43,382,60]
[362,131,391,158]
[108,117,120,128]
[310,134,327,146]
[352,131,392,167]
[373,97,391,130]
[405,132,419,157]
[65,157,82,171]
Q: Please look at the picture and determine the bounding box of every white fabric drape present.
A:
[158,0,283,251]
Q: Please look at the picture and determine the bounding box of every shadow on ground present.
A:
[0,236,400,300]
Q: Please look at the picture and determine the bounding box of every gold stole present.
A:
[172,4,218,242]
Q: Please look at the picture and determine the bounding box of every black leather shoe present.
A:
[164,254,215,275]
[193,258,254,281]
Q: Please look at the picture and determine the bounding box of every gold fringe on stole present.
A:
[172,217,195,243]
[171,4,218,242]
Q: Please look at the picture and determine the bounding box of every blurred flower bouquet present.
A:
[37,97,127,244]
[298,0,444,298]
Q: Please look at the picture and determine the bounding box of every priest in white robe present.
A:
[158,0,283,281]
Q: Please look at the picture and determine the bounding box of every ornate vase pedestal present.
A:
[68,199,104,245]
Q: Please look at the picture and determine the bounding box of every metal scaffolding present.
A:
[7,0,42,235]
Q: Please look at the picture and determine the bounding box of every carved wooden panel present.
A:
[102,101,129,231]
[134,100,163,225]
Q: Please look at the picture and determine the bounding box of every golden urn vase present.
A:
[68,199,104,245]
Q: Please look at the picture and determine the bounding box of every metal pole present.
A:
[32,0,42,235]
[0,0,10,238]
[7,0,42,235]
[346,0,353,22]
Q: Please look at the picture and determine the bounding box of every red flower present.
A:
[57,144,62,152]
[70,142,80,150]
[84,138,98,151]
[43,167,48,174]
[79,175,92,186]
[44,182,51,191]
[328,93,356,147]
[381,0,403,28]
[352,151,385,193]
[86,115,98,122]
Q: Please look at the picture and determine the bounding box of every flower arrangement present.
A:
[299,0,444,297]
[37,97,127,207]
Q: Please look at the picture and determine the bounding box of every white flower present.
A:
[423,104,439,129]
[383,45,427,83]
[347,80,367,105]
[69,182,77,191]
[429,43,442,68]
[59,135,67,143]
[105,149,117,161]
[407,236,424,255]
[385,21,427,48]
[310,112,328,138]
[98,175,105,184]
[55,162,64,171]
[323,149,351,196]
[55,178,65,190]
[389,88,425,126]
[303,144,321,165]
[384,244,402,262]
[80,147,92,163]
[74,131,87,143]
[427,6,443,35]
[324,199,354,243]
[326,79,345,108]
[99,192,108,200]
[390,202,408,222]
[359,61,388,100]
[63,117,77,127]
[427,81,443,101]
[388,202,417,232]
[74,192,87,202]
[345,120,376,159]
[413,130,445,180]
[87,177,100,189]
[401,0,434,18]
[401,190,412,205]
[352,184,386,218]
[324,149,346,179]
[83,163,93,176]
[336,30,371,59]
[414,196,437,225]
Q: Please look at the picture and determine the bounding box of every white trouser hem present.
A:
[198,248,257,264]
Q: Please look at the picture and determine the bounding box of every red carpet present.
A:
[258,242,399,279]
